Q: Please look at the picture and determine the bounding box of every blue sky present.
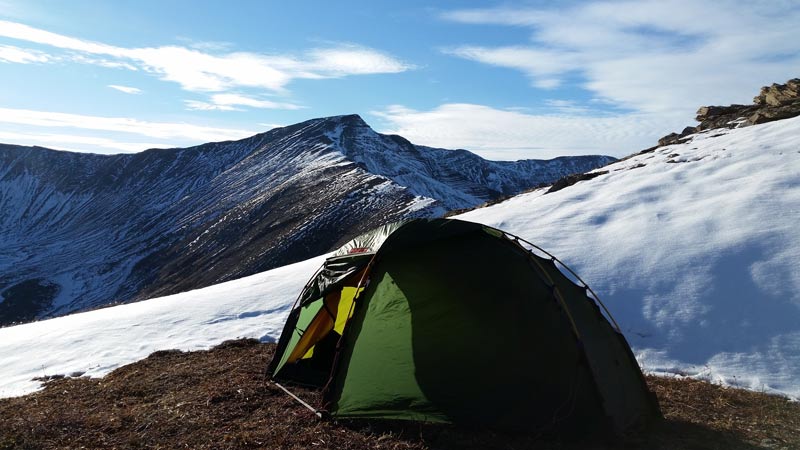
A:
[1,0,799,159]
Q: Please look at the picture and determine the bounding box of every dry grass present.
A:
[0,339,797,450]
[648,374,799,449]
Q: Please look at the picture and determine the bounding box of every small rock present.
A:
[658,133,681,147]
[546,171,608,194]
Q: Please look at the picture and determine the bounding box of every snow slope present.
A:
[460,116,800,398]
[0,255,324,398]
[0,115,798,399]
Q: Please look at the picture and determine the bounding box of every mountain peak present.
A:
[324,113,369,128]
[277,114,371,138]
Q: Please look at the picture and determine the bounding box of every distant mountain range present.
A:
[0,114,613,325]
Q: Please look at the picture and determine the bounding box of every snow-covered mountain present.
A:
[1,111,797,401]
[0,114,612,325]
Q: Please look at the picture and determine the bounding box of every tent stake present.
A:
[272,381,323,418]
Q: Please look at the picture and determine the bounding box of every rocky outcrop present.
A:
[696,78,800,130]
[657,78,800,146]
[754,79,800,107]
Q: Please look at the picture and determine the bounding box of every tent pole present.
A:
[272,381,323,418]
[320,253,379,401]
[507,232,623,333]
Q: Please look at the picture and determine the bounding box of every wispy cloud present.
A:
[184,101,237,112]
[108,84,142,94]
[0,43,49,63]
[0,19,414,95]
[442,1,800,114]
[373,103,677,159]
[305,46,412,76]
[0,130,170,153]
[72,54,138,70]
[0,107,257,143]
[442,46,577,89]
[185,93,303,111]
[175,36,234,52]
[257,122,284,130]
[543,99,592,115]
[0,20,122,54]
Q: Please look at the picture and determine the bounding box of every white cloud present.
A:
[0,107,257,143]
[442,46,578,89]
[0,130,169,153]
[108,84,142,94]
[184,100,238,112]
[71,54,138,70]
[0,20,123,55]
[257,122,284,130]
[175,37,234,52]
[543,99,592,114]
[442,1,800,115]
[0,44,49,63]
[185,93,303,111]
[305,46,412,75]
[373,103,679,159]
[0,20,413,94]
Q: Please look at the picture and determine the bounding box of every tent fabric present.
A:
[272,297,325,376]
[329,221,408,258]
[268,218,660,434]
[297,253,372,308]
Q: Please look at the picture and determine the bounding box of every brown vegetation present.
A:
[1,339,797,449]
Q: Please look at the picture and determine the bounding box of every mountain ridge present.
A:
[0,115,613,325]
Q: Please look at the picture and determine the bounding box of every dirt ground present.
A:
[1,339,797,450]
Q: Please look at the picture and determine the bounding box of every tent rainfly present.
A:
[267,218,660,434]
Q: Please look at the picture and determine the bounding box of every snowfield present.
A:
[1,115,799,399]
[461,116,800,398]
[0,255,325,398]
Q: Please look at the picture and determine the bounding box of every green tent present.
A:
[267,218,660,434]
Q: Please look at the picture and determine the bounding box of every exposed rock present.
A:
[0,279,60,325]
[695,105,749,122]
[695,104,756,130]
[658,78,800,146]
[749,104,800,124]
[658,133,681,147]
[546,170,608,194]
[657,126,699,147]
[753,79,800,106]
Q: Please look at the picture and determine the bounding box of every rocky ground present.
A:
[1,339,797,450]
